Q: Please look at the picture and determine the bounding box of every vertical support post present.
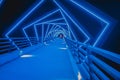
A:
[34,24,39,43]
[44,24,50,41]
[42,24,44,43]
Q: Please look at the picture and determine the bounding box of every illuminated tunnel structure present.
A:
[0,0,120,80]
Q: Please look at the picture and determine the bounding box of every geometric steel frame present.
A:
[5,0,112,51]
[54,0,111,46]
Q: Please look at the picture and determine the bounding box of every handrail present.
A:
[65,38,120,80]
[0,45,12,48]
[0,37,39,54]
[90,55,120,79]
[0,47,16,53]
[0,42,10,44]
[88,46,120,64]
[10,37,36,39]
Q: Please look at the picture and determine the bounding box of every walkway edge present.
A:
[67,49,82,80]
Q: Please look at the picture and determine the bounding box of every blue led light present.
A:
[53,25,67,37]
[93,23,109,46]
[44,23,68,41]
[36,23,66,26]
[5,0,44,36]
[34,24,45,43]
[34,25,39,42]
[56,25,66,33]
[54,30,64,37]
[22,9,62,43]
[49,26,60,36]
[59,10,77,41]
[4,0,110,51]
[53,0,90,43]
[22,5,75,42]
[50,25,59,31]
[23,28,33,46]
[71,0,109,24]
[23,9,60,30]
[1,1,119,80]
[7,9,62,48]
[42,24,44,43]
[47,26,57,36]
[36,18,64,25]
[46,24,67,40]
[44,24,51,41]
[35,22,67,42]
[70,0,110,46]
[22,8,66,44]
[5,36,20,51]
[44,24,55,40]
[5,0,44,50]
[21,8,68,44]
[46,25,56,38]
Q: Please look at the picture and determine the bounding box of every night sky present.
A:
[0,0,36,37]
[0,0,120,53]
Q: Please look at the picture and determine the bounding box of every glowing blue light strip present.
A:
[47,25,66,39]
[50,25,59,32]
[34,24,44,43]
[10,37,36,39]
[22,9,61,43]
[70,0,110,46]
[59,10,77,40]
[54,0,90,43]
[23,28,32,46]
[44,24,51,41]
[53,27,66,37]
[44,23,68,41]
[23,9,60,30]
[26,23,67,43]
[16,41,30,46]
[5,0,44,51]
[34,24,54,42]
[56,25,66,34]
[54,30,65,38]
[93,23,109,46]
[23,9,66,43]
[36,23,66,25]
[42,24,44,43]
[5,0,44,36]
[46,25,56,39]
[53,25,63,33]
[36,18,64,25]
[48,25,60,36]
[14,39,30,43]
[34,24,39,42]
[24,17,65,40]
[45,25,57,40]
[5,36,20,50]
[24,21,66,44]
[50,25,60,36]
[71,0,108,24]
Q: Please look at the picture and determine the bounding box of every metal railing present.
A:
[65,38,120,80]
[0,37,38,54]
